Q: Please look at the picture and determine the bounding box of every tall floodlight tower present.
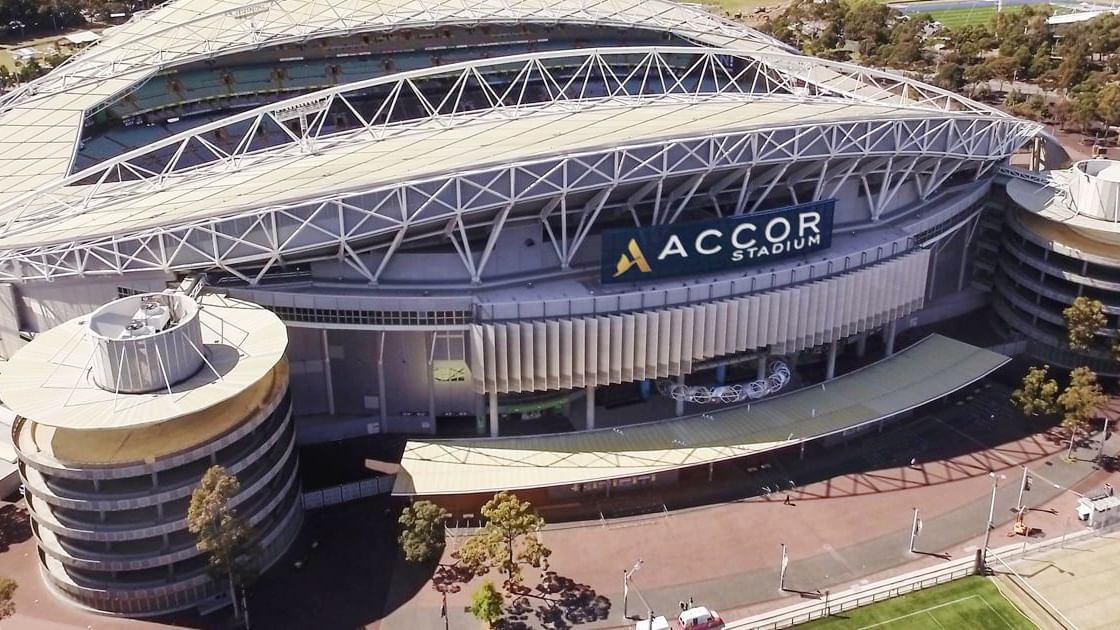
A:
[0,292,301,616]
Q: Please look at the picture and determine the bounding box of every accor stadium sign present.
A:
[601,199,836,284]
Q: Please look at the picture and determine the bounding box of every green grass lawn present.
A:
[923,5,1049,29]
[798,576,1037,629]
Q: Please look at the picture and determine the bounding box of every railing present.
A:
[997,165,1052,186]
[728,520,1119,630]
[300,475,394,510]
[727,556,978,629]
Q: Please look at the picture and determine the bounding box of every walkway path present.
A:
[378,416,1118,630]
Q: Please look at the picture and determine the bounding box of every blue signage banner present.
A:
[601,199,835,284]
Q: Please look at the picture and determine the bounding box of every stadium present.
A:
[0,0,1074,618]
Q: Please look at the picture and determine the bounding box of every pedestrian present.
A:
[910,457,918,469]
[1106,483,1114,497]
[679,601,687,611]
[783,494,791,505]
[688,596,694,608]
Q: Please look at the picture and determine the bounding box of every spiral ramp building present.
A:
[0,291,301,615]
[996,159,1120,376]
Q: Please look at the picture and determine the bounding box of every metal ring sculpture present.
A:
[657,361,791,404]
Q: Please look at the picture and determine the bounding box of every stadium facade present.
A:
[0,0,1073,617]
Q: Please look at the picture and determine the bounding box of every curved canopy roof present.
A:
[392,335,1010,495]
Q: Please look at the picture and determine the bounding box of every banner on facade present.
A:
[601,199,836,284]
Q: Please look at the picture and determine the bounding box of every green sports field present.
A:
[923,5,1049,29]
[798,576,1037,629]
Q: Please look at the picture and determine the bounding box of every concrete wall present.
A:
[14,273,170,333]
[287,327,329,416]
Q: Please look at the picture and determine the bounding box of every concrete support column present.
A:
[825,339,839,380]
[585,386,596,430]
[377,332,387,428]
[426,334,436,424]
[856,333,868,358]
[957,227,972,292]
[757,354,767,381]
[675,373,685,417]
[321,329,335,415]
[475,394,486,435]
[885,319,898,357]
[488,391,499,438]
[926,246,939,301]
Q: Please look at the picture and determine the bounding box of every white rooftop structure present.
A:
[1005,160,1120,236]
[0,293,287,430]
[61,30,102,45]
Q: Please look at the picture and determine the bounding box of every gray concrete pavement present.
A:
[1003,530,1120,630]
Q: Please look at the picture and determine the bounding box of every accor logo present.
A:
[613,239,652,278]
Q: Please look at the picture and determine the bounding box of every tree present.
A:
[458,492,550,587]
[934,63,965,91]
[0,577,15,620]
[187,465,257,621]
[1099,83,1120,131]
[1011,365,1059,416]
[984,56,1019,91]
[398,500,450,563]
[844,0,893,60]
[469,580,505,628]
[1071,90,1100,132]
[1063,296,1107,352]
[1058,367,1106,458]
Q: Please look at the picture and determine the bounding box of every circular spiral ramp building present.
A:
[995,159,1120,375]
[0,292,301,616]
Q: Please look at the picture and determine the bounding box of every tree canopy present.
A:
[398,500,450,564]
[1063,297,1108,353]
[760,0,1120,131]
[1057,366,1106,436]
[457,492,550,587]
[470,580,505,627]
[1011,365,1059,417]
[0,576,16,620]
[187,465,257,620]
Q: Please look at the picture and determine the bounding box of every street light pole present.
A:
[779,543,788,592]
[622,559,644,620]
[981,472,1000,571]
[1099,415,1110,465]
[1016,466,1028,513]
[909,508,920,553]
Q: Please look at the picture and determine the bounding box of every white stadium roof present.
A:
[0,0,1040,281]
[0,0,784,207]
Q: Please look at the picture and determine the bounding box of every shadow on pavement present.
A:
[247,495,434,629]
[0,504,32,552]
[502,571,611,630]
